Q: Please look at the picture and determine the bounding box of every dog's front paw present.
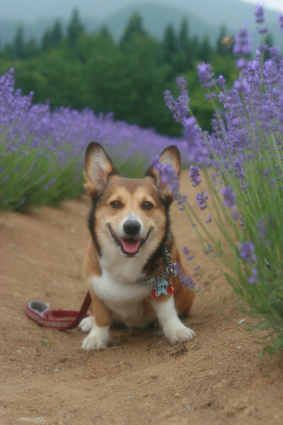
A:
[79,316,95,333]
[163,319,196,345]
[81,325,109,351]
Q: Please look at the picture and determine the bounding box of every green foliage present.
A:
[42,20,64,51]
[0,10,236,136]
[67,9,85,49]
[13,26,25,60]
[120,13,146,45]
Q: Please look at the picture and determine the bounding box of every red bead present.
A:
[151,289,158,299]
[166,285,175,295]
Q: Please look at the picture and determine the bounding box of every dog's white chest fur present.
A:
[91,254,154,327]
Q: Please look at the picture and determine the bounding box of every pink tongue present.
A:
[121,239,141,254]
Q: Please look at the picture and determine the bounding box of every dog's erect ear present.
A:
[146,145,181,203]
[85,142,118,198]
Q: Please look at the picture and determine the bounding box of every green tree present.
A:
[178,19,190,52]
[199,36,213,62]
[13,26,25,59]
[99,24,112,39]
[42,29,52,50]
[162,24,177,65]
[173,19,193,72]
[67,9,85,49]
[25,38,39,58]
[120,13,146,45]
[51,20,63,48]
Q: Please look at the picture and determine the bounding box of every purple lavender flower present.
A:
[197,63,216,89]
[176,76,187,90]
[239,241,257,264]
[205,242,213,254]
[249,268,258,284]
[256,219,267,239]
[233,79,250,94]
[182,246,190,255]
[221,187,237,209]
[270,178,276,190]
[196,192,208,210]
[164,88,190,123]
[233,27,252,56]
[0,174,9,184]
[189,165,201,187]
[205,215,212,223]
[255,4,265,24]
[174,262,196,290]
[236,58,248,70]
[255,3,268,34]
[182,117,209,165]
[217,75,226,90]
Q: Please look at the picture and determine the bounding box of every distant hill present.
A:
[103,3,220,43]
[0,0,282,48]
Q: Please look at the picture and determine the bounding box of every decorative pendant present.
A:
[150,279,175,299]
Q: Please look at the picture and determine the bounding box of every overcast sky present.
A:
[244,0,283,13]
[0,0,282,21]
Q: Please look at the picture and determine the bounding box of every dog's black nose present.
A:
[123,220,141,236]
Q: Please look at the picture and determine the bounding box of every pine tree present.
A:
[199,36,212,62]
[51,20,63,48]
[178,19,189,52]
[42,29,52,51]
[120,13,146,45]
[13,26,25,59]
[67,9,85,49]
[99,24,112,39]
[162,24,177,64]
[25,38,39,58]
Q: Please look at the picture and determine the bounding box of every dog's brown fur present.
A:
[80,142,195,350]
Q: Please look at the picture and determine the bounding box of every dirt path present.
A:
[1,172,283,425]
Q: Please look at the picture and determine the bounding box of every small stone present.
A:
[238,319,245,324]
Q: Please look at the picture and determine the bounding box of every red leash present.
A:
[25,291,91,331]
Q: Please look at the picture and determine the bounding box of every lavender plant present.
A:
[0,69,187,210]
[162,6,283,355]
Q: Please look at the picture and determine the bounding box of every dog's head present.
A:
[85,142,180,259]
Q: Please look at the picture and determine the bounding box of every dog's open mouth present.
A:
[110,227,150,256]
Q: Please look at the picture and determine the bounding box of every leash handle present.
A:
[25,291,92,331]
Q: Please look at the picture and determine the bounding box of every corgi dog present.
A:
[79,142,196,350]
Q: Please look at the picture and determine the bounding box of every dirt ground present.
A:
[1,172,283,425]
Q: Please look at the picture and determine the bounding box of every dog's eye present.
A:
[110,201,122,209]
[142,201,154,210]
